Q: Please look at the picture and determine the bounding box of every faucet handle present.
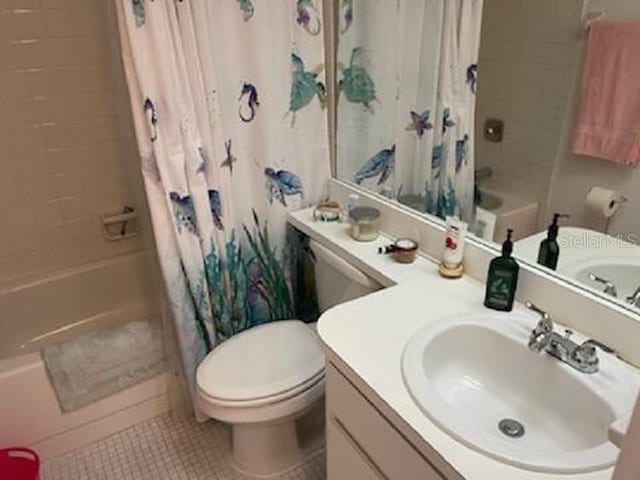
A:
[626,286,640,306]
[580,339,615,354]
[572,339,615,373]
[525,301,552,326]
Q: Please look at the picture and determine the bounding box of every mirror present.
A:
[334,0,640,315]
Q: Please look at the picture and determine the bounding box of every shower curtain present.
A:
[337,0,483,222]
[114,0,329,415]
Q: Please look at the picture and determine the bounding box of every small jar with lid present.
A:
[348,206,381,242]
[392,238,418,264]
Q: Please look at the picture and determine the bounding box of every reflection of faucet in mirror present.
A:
[588,273,618,298]
[626,286,640,308]
[474,166,493,182]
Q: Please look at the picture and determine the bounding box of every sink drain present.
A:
[498,418,525,438]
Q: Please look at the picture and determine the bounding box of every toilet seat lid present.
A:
[196,320,325,402]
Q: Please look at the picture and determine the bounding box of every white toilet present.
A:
[196,238,381,476]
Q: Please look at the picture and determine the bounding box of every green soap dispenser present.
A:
[537,213,569,271]
[484,229,519,312]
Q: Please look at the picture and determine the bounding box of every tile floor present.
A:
[41,414,326,480]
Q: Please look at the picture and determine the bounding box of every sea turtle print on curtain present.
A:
[264,168,304,206]
[287,53,326,126]
[338,47,379,113]
[115,0,329,417]
[354,145,396,185]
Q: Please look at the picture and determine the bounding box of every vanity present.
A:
[289,202,640,480]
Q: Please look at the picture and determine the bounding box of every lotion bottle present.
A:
[537,213,569,271]
[484,229,519,312]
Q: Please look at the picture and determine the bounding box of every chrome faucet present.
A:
[626,286,640,308]
[525,301,614,374]
[588,273,618,298]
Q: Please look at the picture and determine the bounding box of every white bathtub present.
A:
[0,251,160,359]
[0,251,169,459]
[476,188,539,242]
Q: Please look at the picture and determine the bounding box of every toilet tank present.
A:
[309,239,382,312]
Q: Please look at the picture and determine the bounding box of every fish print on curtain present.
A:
[116,0,329,410]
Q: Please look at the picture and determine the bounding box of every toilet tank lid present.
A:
[196,320,325,402]
[309,239,381,290]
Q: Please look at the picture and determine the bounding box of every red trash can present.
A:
[0,448,40,480]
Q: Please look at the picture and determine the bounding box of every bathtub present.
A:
[0,251,160,359]
[0,251,169,459]
[476,188,539,242]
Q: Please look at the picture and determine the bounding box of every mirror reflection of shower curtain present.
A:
[336,0,483,222]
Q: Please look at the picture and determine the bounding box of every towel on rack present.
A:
[571,21,640,166]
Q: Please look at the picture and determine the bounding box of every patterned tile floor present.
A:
[41,414,326,480]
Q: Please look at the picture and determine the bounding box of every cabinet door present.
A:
[327,417,385,480]
[327,364,445,480]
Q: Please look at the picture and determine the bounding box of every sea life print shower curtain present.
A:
[115,0,329,412]
[337,0,483,223]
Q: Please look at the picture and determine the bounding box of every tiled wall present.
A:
[475,0,585,227]
[0,0,149,284]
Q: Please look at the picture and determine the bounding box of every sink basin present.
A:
[402,312,638,473]
[561,257,640,309]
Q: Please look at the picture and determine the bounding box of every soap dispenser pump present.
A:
[537,213,569,271]
[484,229,519,312]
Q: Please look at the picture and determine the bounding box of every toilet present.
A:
[196,238,381,476]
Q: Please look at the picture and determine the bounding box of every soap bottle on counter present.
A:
[484,229,519,312]
[537,213,569,271]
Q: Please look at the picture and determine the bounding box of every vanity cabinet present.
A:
[326,362,456,480]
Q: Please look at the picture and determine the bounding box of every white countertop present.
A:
[289,209,614,480]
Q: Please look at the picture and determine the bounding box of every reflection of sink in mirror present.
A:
[402,312,639,474]
[563,258,640,310]
[474,188,538,242]
[516,227,640,310]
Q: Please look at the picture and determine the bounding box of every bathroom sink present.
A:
[561,257,640,309]
[401,312,639,473]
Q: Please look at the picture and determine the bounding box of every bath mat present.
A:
[42,319,165,412]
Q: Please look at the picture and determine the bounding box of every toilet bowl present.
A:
[196,238,381,476]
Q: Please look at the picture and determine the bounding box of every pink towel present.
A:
[572,21,640,166]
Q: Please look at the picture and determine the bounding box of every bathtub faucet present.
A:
[475,166,493,182]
